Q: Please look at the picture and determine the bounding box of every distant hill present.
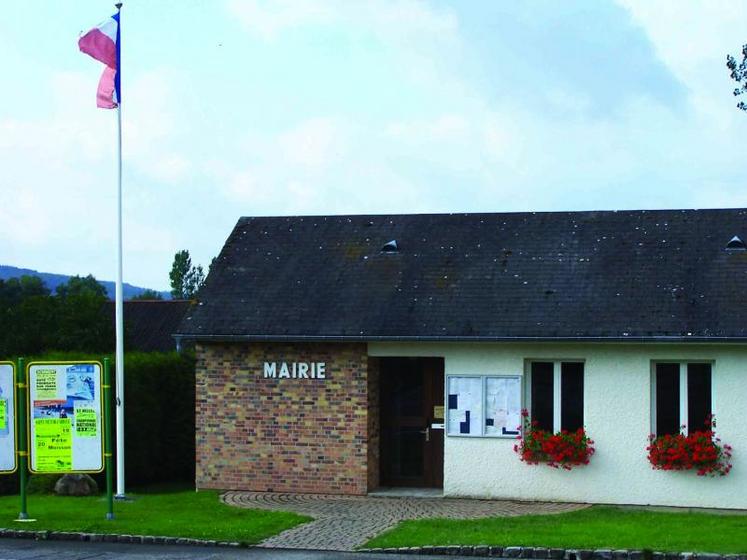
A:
[0,265,170,300]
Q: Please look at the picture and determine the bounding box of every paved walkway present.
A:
[223,491,588,552]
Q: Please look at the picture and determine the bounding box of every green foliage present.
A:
[727,44,747,111]
[2,276,50,300]
[129,289,164,300]
[26,474,59,495]
[55,275,107,299]
[0,274,112,356]
[120,352,196,485]
[169,250,205,299]
[0,276,54,355]
[364,506,747,553]
[55,276,113,353]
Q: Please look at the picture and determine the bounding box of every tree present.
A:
[130,289,164,300]
[55,275,112,352]
[0,275,49,305]
[55,274,107,299]
[727,44,747,111]
[0,274,112,356]
[0,276,55,356]
[169,250,206,299]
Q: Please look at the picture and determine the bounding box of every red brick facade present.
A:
[195,341,373,494]
[367,357,380,491]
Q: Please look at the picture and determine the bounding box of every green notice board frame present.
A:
[26,361,104,475]
[0,362,17,474]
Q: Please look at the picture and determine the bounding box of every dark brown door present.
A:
[380,358,444,488]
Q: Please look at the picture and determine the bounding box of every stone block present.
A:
[54,474,98,497]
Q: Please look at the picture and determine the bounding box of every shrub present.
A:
[26,474,59,495]
[647,416,732,476]
[514,409,595,470]
[120,351,195,485]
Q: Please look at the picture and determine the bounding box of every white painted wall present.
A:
[368,342,747,509]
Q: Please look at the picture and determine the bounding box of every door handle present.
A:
[420,427,430,442]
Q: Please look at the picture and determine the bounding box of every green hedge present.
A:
[121,352,195,485]
[0,351,195,494]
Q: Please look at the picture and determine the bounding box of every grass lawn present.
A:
[364,506,747,554]
[0,485,310,545]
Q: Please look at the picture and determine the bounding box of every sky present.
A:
[1,1,747,291]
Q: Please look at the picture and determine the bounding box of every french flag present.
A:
[78,12,121,109]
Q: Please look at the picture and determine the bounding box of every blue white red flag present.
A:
[78,12,121,109]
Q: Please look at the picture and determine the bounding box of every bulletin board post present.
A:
[16,357,28,521]
[104,358,114,520]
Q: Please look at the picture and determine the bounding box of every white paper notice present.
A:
[447,377,482,435]
[485,376,521,436]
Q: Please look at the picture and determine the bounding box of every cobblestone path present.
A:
[222,492,588,552]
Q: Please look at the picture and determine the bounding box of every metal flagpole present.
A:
[114,1,126,499]
[104,358,115,518]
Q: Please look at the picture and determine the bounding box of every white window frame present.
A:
[650,360,714,436]
[524,359,585,433]
[445,374,522,439]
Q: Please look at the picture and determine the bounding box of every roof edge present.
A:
[174,334,747,344]
[233,207,747,223]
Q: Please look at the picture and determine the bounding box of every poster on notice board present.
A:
[27,362,103,474]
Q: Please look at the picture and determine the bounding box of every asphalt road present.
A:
[0,540,475,560]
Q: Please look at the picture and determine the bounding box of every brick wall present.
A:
[367,357,380,491]
[195,341,371,495]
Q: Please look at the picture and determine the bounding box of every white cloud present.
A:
[616,1,747,76]
[386,114,470,144]
[226,0,334,40]
[616,0,747,124]
[227,0,458,43]
[279,117,345,169]
[145,153,192,184]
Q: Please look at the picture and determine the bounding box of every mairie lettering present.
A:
[263,362,326,379]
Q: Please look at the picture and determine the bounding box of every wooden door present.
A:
[424,358,444,487]
[380,358,444,488]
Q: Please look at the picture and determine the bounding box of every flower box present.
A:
[514,409,595,470]
[647,416,732,476]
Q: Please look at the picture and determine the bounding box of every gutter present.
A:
[173,333,747,344]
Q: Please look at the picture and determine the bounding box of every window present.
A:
[446,375,521,437]
[652,362,712,436]
[527,361,584,432]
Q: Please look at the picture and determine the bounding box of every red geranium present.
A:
[514,409,595,470]
[647,415,732,476]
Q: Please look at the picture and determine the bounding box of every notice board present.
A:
[27,362,103,473]
[0,363,16,473]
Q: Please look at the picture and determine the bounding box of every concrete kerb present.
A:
[361,548,747,560]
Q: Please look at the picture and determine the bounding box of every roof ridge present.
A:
[236,208,747,221]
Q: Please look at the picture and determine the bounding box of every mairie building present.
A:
[176,209,747,509]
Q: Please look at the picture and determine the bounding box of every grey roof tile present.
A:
[177,209,747,341]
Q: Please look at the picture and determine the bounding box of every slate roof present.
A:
[177,209,747,342]
[107,300,194,352]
